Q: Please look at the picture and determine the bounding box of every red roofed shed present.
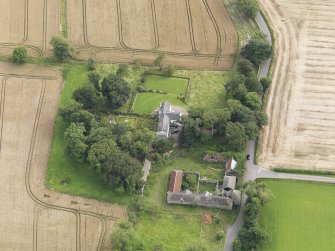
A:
[169,170,183,192]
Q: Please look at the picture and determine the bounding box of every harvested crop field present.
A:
[259,0,335,170]
[67,0,238,70]
[0,63,126,250]
[0,0,60,57]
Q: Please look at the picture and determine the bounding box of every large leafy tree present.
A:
[225,122,248,151]
[237,0,260,18]
[101,74,131,109]
[241,39,273,67]
[64,122,88,161]
[73,85,101,109]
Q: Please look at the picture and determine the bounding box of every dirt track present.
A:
[259,0,335,170]
[67,0,237,70]
[0,63,126,250]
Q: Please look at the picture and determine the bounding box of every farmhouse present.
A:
[156,101,186,139]
[203,152,225,163]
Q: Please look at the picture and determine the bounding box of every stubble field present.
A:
[259,0,335,170]
[0,63,126,251]
[67,0,238,70]
[0,0,60,57]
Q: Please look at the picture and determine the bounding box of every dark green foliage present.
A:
[64,122,88,161]
[260,77,272,90]
[153,138,173,154]
[88,71,101,91]
[237,59,255,77]
[243,121,259,140]
[216,231,225,241]
[237,0,260,18]
[101,74,131,109]
[244,73,263,95]
[162,64,176,76]
[231,105,256,124]
[87,125,116,144]
[50,36,71,61]
[241,39,273,67]
[255,111,268,127]
[225,74,247,100]
[87,57,96,71]
[12,46,27,64]
[188,106,205,120]
[180,117,202,147]
[203,109,231,135]
[225,122,248,152]
[234,182,271,251]
[73,85,101,109]
[116,64,129,77]
[244,92,262,111]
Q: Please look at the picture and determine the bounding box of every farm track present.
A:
[0,66,125,250]
[77,0,233,69]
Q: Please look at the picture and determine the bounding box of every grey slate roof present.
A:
[156,101,181,138]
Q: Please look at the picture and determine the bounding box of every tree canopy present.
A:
[12,46,27,64]
[237,0,260,18]
[50,36,72,61]
[101,74,131,109]
[241,39,273,67]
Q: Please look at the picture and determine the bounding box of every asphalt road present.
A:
[223,11,335,251]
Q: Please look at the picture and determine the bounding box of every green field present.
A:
[132,92,186,114]
[132,75,188,114]
[143,75,188,95]
[260,180,335,251]
[135,158,236,251]
[46,64,132,204]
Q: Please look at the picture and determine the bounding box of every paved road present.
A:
[223,11,335,251]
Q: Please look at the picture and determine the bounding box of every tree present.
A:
[225,74,247,100]
[243,121,259,140]
[50,36,71,61]
[66,109,96,132]
[260,77,272,90]
[245,73,263,95]
[88,71,101,91]
[73,85,101,109]
[241,39,273,67]
[87,56,96,70]
[111,229,134,251]
[255,111,268,127]
[237,59,255,77]
[237,0,260,18]
[64,122,88,161]
[59,103,82,121]
[162,64,176,76]
[225,122,248,151]
[88,125,116,145]
[244,92,262,111]
[180,117,202,147]
[203,109,231,135]
[153,138,173,154]
[116,63,129,77]
[231,105,256,124]
[12,46,27,64]
[101,74,131,109]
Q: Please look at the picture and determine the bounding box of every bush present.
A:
[50,36,72,61]
[12,46,28,64]
[117,63,129,77]
[241,39,273,67]
[237,0,260,18]
[88,71,101,90]
[237,59,255,77]
[216,231,225,241]
[260,77,272,90]
[87,57,96,70]
[162,64,176,76]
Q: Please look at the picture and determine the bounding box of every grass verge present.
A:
[272,168,335,177]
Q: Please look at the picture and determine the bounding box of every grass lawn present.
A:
[46,64,132,204]
[135,157,237,250]
[143,75,188,95]
[259,180,335,251]
[132,92,186,114]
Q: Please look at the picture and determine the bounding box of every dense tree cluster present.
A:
[237,0,260,18]
[233,182,271,251]
[241,39,273,67]
[50,36,72,61]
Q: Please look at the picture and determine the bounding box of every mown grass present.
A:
[132,92,186,114]
[259,180,335,251]
[46,64,132,204]
[135,157,237,251]
[143,75,188,95]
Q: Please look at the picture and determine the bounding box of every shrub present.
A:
[87,57,96,70]
[116,63,129,77]
[216,231,225,241]
[12,46,28,64]
[237,0,260,18]
[260,77,272,90]
[50,36,72,61]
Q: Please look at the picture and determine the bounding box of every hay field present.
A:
[0,63,126,250]
[67,0,237,70]
[259,0,335,170]
[0,0,60,57]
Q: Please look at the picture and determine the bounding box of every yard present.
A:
[132,75,188,114]
[136,157,237,250]
[259,180,335,251]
